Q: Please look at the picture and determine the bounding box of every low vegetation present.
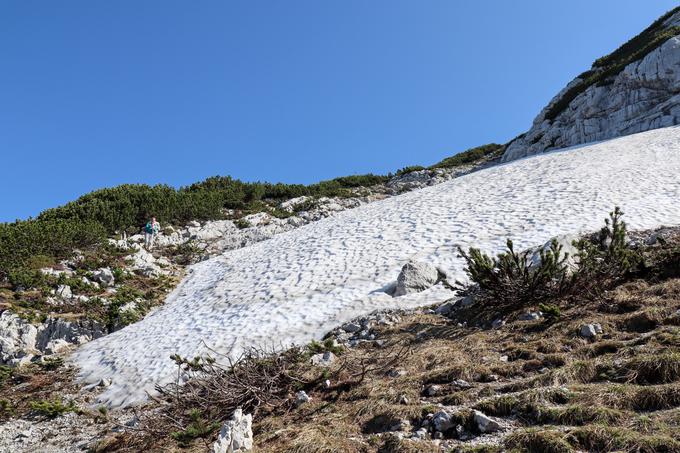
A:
[0,144,500,286]
[96,214,680,452]
[460,207,639,310]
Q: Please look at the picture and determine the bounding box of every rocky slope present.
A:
[503,7,680,161]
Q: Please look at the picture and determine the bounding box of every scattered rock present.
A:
[388,418,411,432]
[435,301,457,316]
[92,268,115,287]
[310,351,335,367]
[212,408,253,453]
[387,369,408,378]
[451,379,472,389]
[412,428,429,439]
[432,411,453,432]
[394,261,439,297]
[341,322,361,333]
[491,318,505,329]
[473,410,501,433]
[530,234,580,274]
[295,391,311,406]
[519,312,542,321]
[56,285,73,300]
[44,339,70,355]
[424,385,441,397]
[580,323,602,339]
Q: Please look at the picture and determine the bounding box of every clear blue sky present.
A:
[2,1,678,221]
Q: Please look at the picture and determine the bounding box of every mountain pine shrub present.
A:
[459,238,570,307]
[459,207,639,308]
[573,207,640,290]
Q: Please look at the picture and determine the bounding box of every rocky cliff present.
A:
[503,7,680,161]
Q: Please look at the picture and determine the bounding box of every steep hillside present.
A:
[75,126,680,409]
[503,7,680,161]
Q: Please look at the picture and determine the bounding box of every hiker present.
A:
[144,217,160,250]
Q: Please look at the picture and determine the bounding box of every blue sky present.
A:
[1,1,678,221]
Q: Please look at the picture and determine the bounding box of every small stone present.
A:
[398,395,410,405]
[413,428,428,439]
[92,268,115,287]
[452,379,471,389]
[435,301,456,316]
[56,284,73,300]
[491,318,505,329]
[388,369,408,378]
[580,324,599,339]
[295,390,311,406]
[393,261,439,297]
[519,312,541,321]
[310,351,336,367]
[474,410,502,433]
[425,384,441,396]
[432,410,453,432]
[342,322,361,333]
[500,355,509,362]
[460,296,474,307]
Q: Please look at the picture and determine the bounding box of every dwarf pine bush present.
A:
[459,238,569,306]
[460,207,639,307]
[573,207,640,288]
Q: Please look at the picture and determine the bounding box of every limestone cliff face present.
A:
[503,10,680,162]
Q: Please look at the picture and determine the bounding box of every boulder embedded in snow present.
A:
[474,410,501,433]
[92,268,115,287]
[393,261,439,297]
[212,408,253,453]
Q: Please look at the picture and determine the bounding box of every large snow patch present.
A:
[75,127,680,407]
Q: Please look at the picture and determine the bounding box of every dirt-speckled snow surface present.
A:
[74,127,680,407]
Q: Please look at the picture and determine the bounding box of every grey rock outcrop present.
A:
[0,311,105,365]
[503,12,680,162]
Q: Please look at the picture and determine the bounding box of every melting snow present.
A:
[74,127,680,407]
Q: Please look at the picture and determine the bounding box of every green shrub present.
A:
[0,218,106,283]
[460,207,638,308]
[430,144,504,169]
[459,238,569,307]
[574,207,640,289]
[0,366,13,386]
[539,303,561,320]
[394,165,426,176]
[170,409,220,446]
[29,399,78,418]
